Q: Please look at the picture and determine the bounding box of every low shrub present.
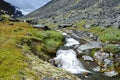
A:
[99,28,120,43]
[103,44,120,53]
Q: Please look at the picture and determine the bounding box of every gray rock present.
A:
[83,24,91,28]
[92,66,101,72]
[94,51,109,64]
[33,24,51,30]
[103,59,113,70]
[104,70,118,77]
[77,42,102,51]
[114,22,120,29]
[82,56,94,61]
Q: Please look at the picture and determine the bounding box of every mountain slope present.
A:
[0,0,23,18]
[23,0,120,28]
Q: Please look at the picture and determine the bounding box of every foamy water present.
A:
[54,49,90,74]
[54,32,90,74]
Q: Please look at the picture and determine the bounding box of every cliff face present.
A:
[0,0,23,18]
[23,0,120,28]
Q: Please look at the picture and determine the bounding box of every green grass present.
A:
[103,44,120,54]
[74,20,120,43]
[0,20,30,79]
[30,29,64,56]
[99,28,120,43]
[0,48,27,80]
[0,17,64,79]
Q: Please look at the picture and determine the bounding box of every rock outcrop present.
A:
[0,0,23,18]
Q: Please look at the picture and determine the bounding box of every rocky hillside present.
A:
[23,0,120,28]
[0,0,23,18]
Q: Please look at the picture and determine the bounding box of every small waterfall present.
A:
[64,38,80,47]
[54,31,91,74]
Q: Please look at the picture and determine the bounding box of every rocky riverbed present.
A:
[50,28,120,80]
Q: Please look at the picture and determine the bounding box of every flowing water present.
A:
[54,31,90,74]
[54,30,120,80]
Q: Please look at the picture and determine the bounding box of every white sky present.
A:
[5,0,51,15]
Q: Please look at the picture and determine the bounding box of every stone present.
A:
[77,42,102,51]
[114,22,120,29]
[103,59,113,69]
[94,51,109,64]
[83,24,91,28]
[92,66,101,72]
[82,56,94,61]
[104,70,118,77]
[33,24,51,30]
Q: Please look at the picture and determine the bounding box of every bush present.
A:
[99,28,120,43]
[103,44,120,53]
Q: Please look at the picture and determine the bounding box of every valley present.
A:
[0,0,120,80]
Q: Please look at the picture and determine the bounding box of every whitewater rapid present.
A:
[54,31,90,74]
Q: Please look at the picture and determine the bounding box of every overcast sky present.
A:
[5,0,51,15]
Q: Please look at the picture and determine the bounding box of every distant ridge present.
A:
[0,0,23,18]
[22,0,120,28]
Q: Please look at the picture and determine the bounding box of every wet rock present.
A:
[75,48,91,55]
[82,49,92,55]
[93,51,115,71]
[104,70,118,77]
[70,33,84,42]
[77,41,102,51]
[69,30,98,42]
[94,51,109,64]
[82,56,94,61]
[103,59,113,70]
[93,66,101,72]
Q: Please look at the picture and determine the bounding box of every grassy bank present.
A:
[0,19,64,79]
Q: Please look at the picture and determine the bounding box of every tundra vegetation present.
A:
[0,14,80,80]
